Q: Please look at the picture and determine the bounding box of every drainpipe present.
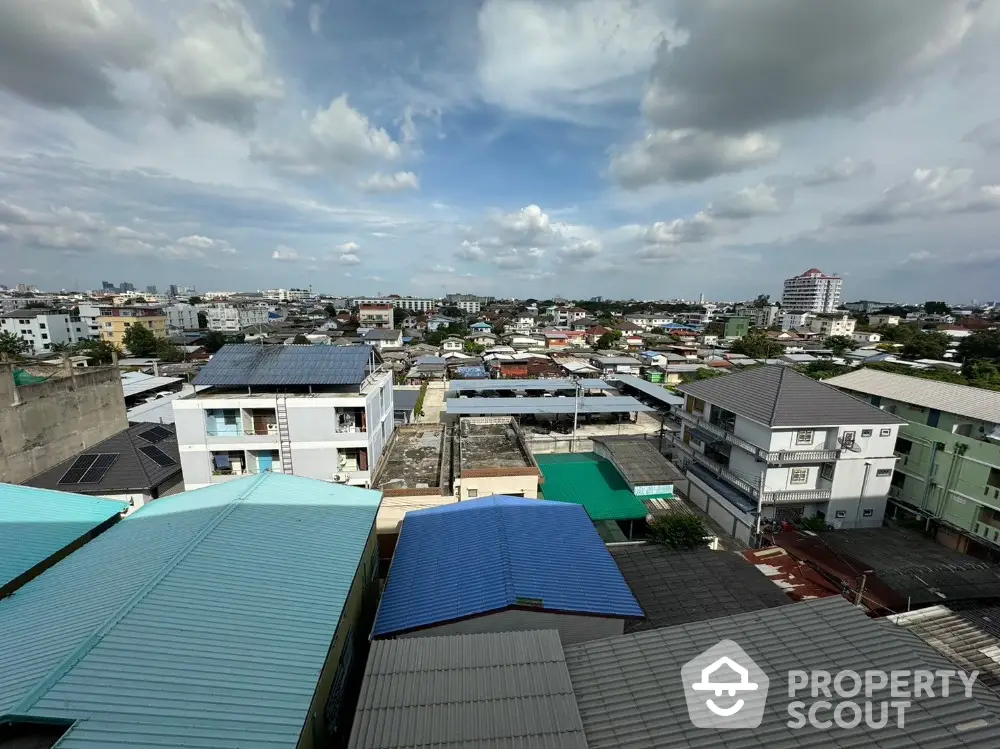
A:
[854,461,871,527]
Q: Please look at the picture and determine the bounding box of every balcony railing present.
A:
[679,412,767,458]
[691,452,832,505]
[888,485,902,499]
[764,449,841,463]
[679,411,841,464]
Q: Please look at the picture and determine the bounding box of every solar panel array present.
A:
[138,425,172,444]
[139,445,176,468]
[58,454,119,485]
[193,344,374,387]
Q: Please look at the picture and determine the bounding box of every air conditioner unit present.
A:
[332,473,349,483]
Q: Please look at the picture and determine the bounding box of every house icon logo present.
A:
[682,640,769,728]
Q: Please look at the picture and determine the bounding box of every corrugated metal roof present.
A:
[446,396,655,415]
[0,485,126,591]
[348,630,588,749]
[677,365,905,427]
[565,597,1000,749]
[120,371,183,397]
[591,437,684,486]
[609,545,792,632]
[535,453,650,521]
[372,496,643,637]
[126,389,184,423]
[392,388,420,412]
[193,343,375,386]
[610,374,685,406]
[0,473,380,748]
[449,378,611,392]
[826,367,1000,424]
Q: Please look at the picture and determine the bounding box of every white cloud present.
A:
[272,245,314,261]
[476,0,674,120]
[173,234,238,254]
[338,253,361,265]
[456,240,486,260]
[252,95,403,176]
[337,241,360,252]
[308,3,324,34]
[706,182,787,220]
[610,129,780,187]
[159,0,284,131]
[359,171,420,193]
[800,157,876,187]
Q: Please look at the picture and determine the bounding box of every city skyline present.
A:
[1,2,999,300]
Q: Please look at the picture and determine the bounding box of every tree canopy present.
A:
[923,301,951,315]
[75,339,120,365]
[729,329,783,359]
[122,323,159,357]
[901,330,951,361]
[292,333,309,344]
[0,331,30,360]
[823,335,855,355]
[957,330,1000,363]
[595,330,622,350]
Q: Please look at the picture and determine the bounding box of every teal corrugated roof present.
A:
[0,473,381,748]
[0,484,127,590]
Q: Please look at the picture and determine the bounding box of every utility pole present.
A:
[571,376,580,453]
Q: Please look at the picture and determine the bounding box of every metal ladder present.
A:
[276,394,294,474]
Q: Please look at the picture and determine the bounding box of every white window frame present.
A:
[795,430,814,446]
[790,468,809,485]
[467,488,478,498]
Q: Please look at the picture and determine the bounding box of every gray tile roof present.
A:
[348,629,588,749]
[23,423,180,494]
[676,364,905,427]
[564,597,1000,749]
[592,437,686,486]
[193,343,375,386]
[610,545,791,632]
[392,388,420,412]
[818,526,1000,605]
[363,328,402,341]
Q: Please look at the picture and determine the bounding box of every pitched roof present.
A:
[348,630,588,749]
[372,496,643,637]
[826,367,1000,424]
[609,545,792,632]
[591,437,685,486]
[193,343,374,386]
[676,364,905,427]
[565,597,1000,749]
[0,473,380,746]
[535,453,650,520]
[23,423,181,495]
[392,388,420,412]
[362,328,401,340]
[0,485,126,592]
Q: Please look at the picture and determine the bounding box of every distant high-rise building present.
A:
[781,268,842,313]
[146,285,157,294]
[698,292,705,305]
[168,284,179,297]
[101,281,116,292]
[120,281,135,292]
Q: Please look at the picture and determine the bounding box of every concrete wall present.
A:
[0,365,128,484]
[686,472,753,545]
[460,473,540,500]
[398,608,623,645]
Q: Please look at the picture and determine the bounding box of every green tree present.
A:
[188,296,202,305]
[197,311,208,329]
[878,322,920,344]
[963,360,1000,387]
[202,330,229,353]
[292,333,309,344]
[324,303,337,318]
[797,361,853,380]
[649,515,706,550]
[824,335,855,355]
[23,301,49,309]
[122,323,159,356]
[923,301,951,316]
[729,329,783,359]
[132,296,148,304]
[680,367,726,383]
[957,330,1000,363]
[441,306,463,318]
[752,294,770,308]
[0,330,30,360]
[464,341,486,355]
[596,330,622,350]
[75,339,120,365]
[155,339,184,362]
[901,331,951,360]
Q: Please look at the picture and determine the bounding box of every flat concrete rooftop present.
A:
[459,421,533,471]
[374,425,444,491]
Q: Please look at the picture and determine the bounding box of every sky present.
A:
[1,0,999,303]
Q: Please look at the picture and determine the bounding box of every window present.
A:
[835,510,847,519]
[861,429,872,438]
[795,430,813,445]
[790,468,809,485]
[988,468,1000,490]
[40,333,47,340]
[862,509,874,518]
[467,489,478,498]
[841,431,856,448]
[38,323,46,329]
[876,468,892,478]
[820,463,835,481]
[895,438,913,455]
[880,428,892,437]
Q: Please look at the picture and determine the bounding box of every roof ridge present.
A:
[494,501,518,607]
[10,472,269,715]
[126,424,157,486]
[768,366,786,425]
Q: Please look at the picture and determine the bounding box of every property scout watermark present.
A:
[682,640,979,730]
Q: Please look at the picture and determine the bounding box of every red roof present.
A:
[587,326,610,335]
[803,267,823,275]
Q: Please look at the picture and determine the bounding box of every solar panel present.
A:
[139,425,172,444]
[58,454,99,484]
[192,343,373,387]
[140,445,176,468]
[80,454,119,483]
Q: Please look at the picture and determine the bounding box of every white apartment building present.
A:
[781,268,843,313]
[0,309,89,354]
[358,303,394,329]
[674,366,905,544]
[164,303,200,330]
[206,304,269,333]
[456,299,481,314]
[852,331,882,345]
[173,344,395,490]
[355,297,439,313]
[869,314,901,327]
[624,312,674,330]
[510,313,537,334]
[809,314,857,337]
[780,310,813,331]
[735,304,781,329]
[267,288,310,302]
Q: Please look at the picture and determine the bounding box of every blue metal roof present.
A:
[0,473,381,748]
[0,484,127,591]
[372,496,643,637]
[194,343,375,386]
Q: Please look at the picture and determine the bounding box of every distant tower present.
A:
[698,292,705,305]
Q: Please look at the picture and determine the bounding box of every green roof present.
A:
[536,453,650,521]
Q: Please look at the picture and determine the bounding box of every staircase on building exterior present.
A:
[276,394,294,474]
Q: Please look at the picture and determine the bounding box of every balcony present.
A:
[691,452,832,505]
[678,411,839,463]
